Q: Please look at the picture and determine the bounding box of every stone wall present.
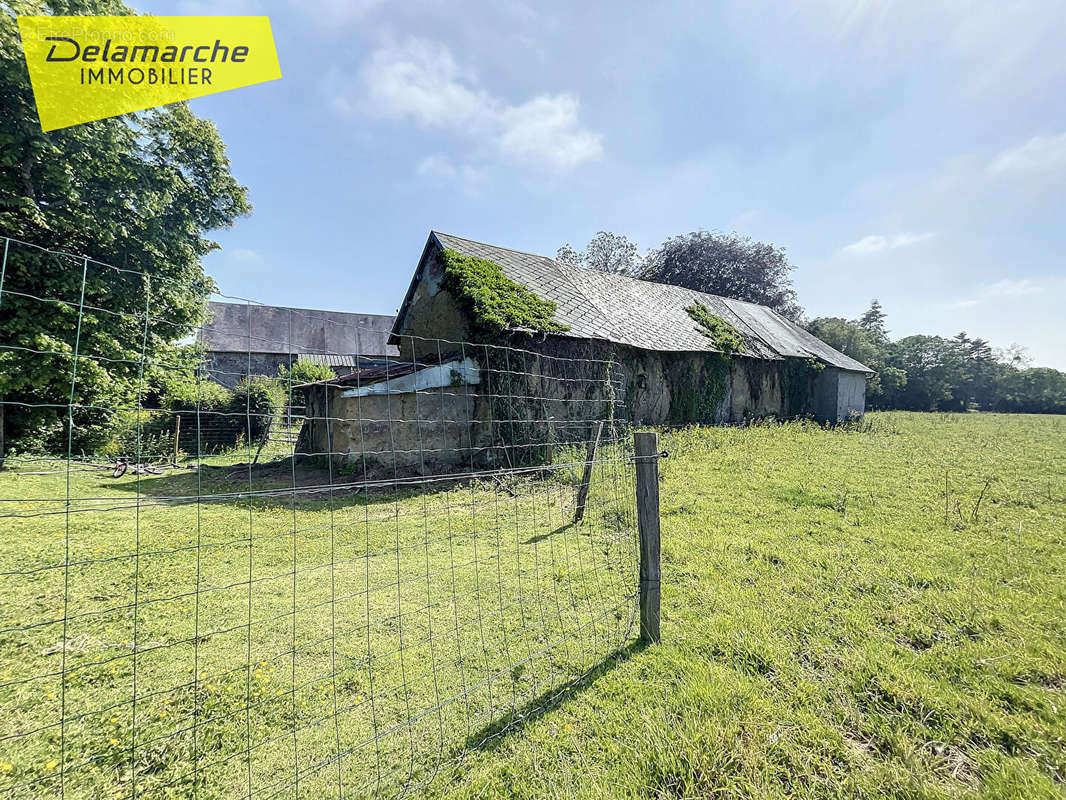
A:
[303,385,478,476]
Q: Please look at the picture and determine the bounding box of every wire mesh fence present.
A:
[0,236,640,799]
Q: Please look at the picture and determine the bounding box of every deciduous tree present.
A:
[557,231,643,275]
[0,0,250,453]
[641,231,803,320]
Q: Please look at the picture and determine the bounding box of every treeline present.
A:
[808,301,1066,414]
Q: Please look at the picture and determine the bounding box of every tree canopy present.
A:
[807,301,1065,414]
[640,231,803,320]
[557,231,643,276]
[558,229,803,321]
[0,0,250,453]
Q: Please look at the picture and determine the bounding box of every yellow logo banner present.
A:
[18,16,282,131]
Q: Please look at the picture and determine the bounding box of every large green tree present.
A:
[641,231,803,321]
[0,0,249,454]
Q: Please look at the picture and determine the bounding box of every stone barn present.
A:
[393,232,870,423]
[299,231,871,473]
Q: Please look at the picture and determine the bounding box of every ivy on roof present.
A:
[685,303,744,354]
[440,248,569,336]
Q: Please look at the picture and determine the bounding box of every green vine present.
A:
[670,353,730,424]
[439,248,569,337]
[780,356,825,416]
[685,303,744,353]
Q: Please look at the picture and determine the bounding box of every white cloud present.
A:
[416,154,459,180]
[344,38,603,173]
[362,40,494,129]
[840,232,934,256]
[981,278,1042,298]
[496,94,604,170]
[988,133,1066,175]
[230,248,261,263]
[947,277,1043,309]
[415,154,486,192]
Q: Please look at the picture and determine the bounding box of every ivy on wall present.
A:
[779,356,825,416]
[439,248,569,337]
[685,303,744,354]
[670,353,731,424]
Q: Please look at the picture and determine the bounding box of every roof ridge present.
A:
[432,231,557,264]
[421,230,870,372]
[207,300,395,319]
[433,231,780,313]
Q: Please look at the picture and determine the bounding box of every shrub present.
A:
[277,361,335,406]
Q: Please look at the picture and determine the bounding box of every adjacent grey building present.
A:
[199,302,398,387]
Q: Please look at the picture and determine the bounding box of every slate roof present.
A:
[393,232,871,374]
[201,302,399,358]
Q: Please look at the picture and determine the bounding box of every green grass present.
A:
[425,412,1065,799]
[2,412,1065,799]
[0,442,636,799]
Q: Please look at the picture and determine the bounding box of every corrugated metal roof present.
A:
[298,353,366,368]
[421,232,871,373]
[297,351,462,389]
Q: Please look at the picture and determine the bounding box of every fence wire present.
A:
[0,236,639,799]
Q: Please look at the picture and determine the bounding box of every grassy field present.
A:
[1,412,1065,799]
[0,439,637,799]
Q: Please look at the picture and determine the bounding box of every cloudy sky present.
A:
[142,0,1066,367]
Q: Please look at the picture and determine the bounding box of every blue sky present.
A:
[142,0,1066,368]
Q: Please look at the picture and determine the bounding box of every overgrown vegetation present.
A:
[670,353,730,423]
[779,356,825,416]
[276,360,335,406]
[685,303,744,354]
[439,248,569,337]
[102,373,286,460]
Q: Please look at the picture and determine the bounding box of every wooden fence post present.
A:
[172,414,181,466]
[634,431,661,643]
[573,420,603,524]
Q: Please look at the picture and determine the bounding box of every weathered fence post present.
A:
[172,414,181,465]
[573,420,603,524]
[634,431,661,643]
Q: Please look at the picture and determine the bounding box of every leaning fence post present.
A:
[634,431,662,643]
[573,420,603,523]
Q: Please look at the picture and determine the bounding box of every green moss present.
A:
[685,303,744,354]
[439,248,568,337]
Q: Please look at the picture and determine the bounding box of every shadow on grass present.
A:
[104,455,579,513]
[524,522,574,545]
[463,638,647,755]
